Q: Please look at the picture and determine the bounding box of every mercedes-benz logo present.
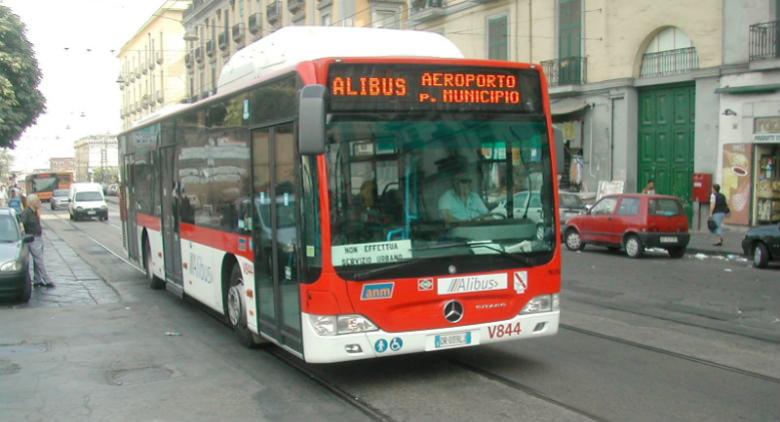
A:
[444,300,464,323]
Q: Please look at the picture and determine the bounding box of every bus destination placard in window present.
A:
[328,64,541,113]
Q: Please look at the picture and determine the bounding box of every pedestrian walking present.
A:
[8,190,22,215]
[21,194,54,288]
[709,184,730,247]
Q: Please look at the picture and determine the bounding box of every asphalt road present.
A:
[1,201,778,421]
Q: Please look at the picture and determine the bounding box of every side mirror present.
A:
[298,84,327,155]
[585,204,592,214]
[23,235,34,244]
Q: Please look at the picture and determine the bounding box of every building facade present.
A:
[73,135,119,183]
[49,157,75,174]
[715,1,780,226]
[118,0,192,130]
[178,0,778,225]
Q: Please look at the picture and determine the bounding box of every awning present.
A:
[714,84,780,95]
[551,99,590,116]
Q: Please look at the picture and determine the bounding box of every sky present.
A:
[3,0,166,173]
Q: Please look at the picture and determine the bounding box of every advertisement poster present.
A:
[722,144,752,225]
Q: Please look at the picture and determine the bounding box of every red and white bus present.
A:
[119,27,561,363]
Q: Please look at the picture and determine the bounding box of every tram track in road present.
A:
[45,208,397,421]
[560,324,780,384]
[263,348,397,422]
[566,295,780,344]
[446,357,610,422]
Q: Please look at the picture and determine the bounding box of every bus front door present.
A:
[122,154,139,261]
[159,146,183,288]
[251,124,303,354]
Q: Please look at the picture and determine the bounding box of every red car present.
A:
[563,194,690,258]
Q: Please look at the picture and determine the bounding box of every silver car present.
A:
[50,189,70,210]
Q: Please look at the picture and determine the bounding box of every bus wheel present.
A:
[227,265,261,348]
[145,240,165,290]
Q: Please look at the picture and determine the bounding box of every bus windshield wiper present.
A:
[414,240,534,267]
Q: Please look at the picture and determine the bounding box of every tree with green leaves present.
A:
[0,4,45,148]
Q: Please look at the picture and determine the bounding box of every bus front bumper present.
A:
[301,311,559,363]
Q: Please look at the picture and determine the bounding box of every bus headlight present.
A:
[309,314,378,336]
[520,294,559,315]
[0,260,22,272]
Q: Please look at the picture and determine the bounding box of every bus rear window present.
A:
[649,199,682,216]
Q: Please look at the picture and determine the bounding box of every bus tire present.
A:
[227,265,261,348]
[145,239,165,290]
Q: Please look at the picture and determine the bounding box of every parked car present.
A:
[563,194,690,258]
[50,188,70,210]
[559,191,587,231]
[0,209,33,302]
[106,183,119,196]
[741,223,780,268]
[69,183,109,221]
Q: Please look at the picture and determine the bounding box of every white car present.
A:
[68,183,108,221]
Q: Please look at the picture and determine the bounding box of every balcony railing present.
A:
[749,20,780,61]
[288,0,304,12]
[206,39,215,57]
[639,47,699,78]
[540,56,587,86]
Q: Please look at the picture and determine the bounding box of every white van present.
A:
[68,183,108,221]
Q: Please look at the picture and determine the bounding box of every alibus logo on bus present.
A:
[374,337,404,353]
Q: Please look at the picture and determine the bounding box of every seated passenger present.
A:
[438,172,488,222]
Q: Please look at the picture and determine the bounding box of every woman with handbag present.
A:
[709,184,730,246]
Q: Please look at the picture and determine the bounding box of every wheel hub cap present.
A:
[227,285,242,326]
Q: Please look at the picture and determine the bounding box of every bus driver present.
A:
[438,171,488,222]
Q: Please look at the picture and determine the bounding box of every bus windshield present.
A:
[327,115,555,274]
[31,176,58,192]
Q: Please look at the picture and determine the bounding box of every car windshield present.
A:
[560,193,584,208]
[53,189,69,198]
[0,214,20,242]
[75,192,103,202]
[327,116,555,273]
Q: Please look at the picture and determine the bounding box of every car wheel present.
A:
[145,240,165,290]
[624,235,643,258]
[565,228,585,251]
[668,247,686,259]
[227,265,262,348]
[18,271,31,303]
[753,242,769,269]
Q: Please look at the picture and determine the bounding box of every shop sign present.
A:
[753,133,780,143]
[754,116,780,134]
[722,144,752,226]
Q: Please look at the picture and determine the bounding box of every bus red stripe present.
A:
[180,223,253,260]
[136,213,161,231]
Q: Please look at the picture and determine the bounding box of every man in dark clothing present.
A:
[21,195,54,288]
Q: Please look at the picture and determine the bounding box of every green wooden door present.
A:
[638,83,695,219]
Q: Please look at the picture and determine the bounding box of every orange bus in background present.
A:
[24,172,73,202]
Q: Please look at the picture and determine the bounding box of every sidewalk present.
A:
[0,220,119,308]
[686,225,747,257]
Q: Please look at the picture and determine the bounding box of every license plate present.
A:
[87,211,96,215]
[660,236,677,243]
[434,332,472,349]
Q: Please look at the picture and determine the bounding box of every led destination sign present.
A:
[328,64,542,113]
